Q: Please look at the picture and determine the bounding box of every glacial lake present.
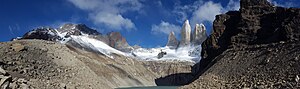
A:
[116,86,178,89]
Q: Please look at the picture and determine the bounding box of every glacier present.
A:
[131,45,201,63]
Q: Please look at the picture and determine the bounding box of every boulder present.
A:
[0,68,30,89]
[0,68,6,75]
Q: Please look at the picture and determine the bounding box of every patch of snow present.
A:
[53,30,70,44]
[54,29,126,58]
[131,45,201,63]
[47,31,56,36]
[72,26,76,30]
[70,35,126,58]
[27,30,36,35]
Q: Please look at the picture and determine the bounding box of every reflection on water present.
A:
[116,86,178,89]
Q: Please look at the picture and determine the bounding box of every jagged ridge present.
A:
[182,0,300,88]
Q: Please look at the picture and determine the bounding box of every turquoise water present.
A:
[116,86,178,89]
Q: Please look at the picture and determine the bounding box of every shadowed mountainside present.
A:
[179,0,300,88]
[156,0,300,88]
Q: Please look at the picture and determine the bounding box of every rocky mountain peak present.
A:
[179,20,192,46]
[166,31,179,49]
[240,0,273,9]
[22,27,61,41]
[194,0,300,80]
[183,0,300,88]
[184,19,189,24]
[192,24,207,45]
[18,23,134,53]
[240,0,275,16]
[107,32,132,52]
[59,23,100,37]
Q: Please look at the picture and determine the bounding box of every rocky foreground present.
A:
[181,0,300,88]
[0,40,192,89]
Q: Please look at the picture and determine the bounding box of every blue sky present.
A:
[0,0,299,48]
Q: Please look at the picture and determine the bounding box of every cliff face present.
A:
[166,31,179,49]
[108,32,132,52]
[180,20,192,46]
[167,20,207,48]
[192,24,207,45]
[197,0,300,73]
[183,0,300,88]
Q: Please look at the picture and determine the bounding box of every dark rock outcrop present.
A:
[59,24,100,37]
[22,27,61,41]
[196,0,300,75]
[182,0,300,88]
[166,31,179,49]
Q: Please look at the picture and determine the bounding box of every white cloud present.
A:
[8,26,14,35]
[226,0,240,11]
[156,1,163,7]
[90,13,135,30]
[173,5,191,23]
[151,21,181,36]
[68,0,143,31]
[190,1,223,25]
[173,0,241,27]
[172,1,201,23]
[8,24,21,36]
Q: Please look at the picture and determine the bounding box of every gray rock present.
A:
[0,76,11,88]
[11,43,25,52]
[0,68,7,75]
[1,81,9,89]
[59,24,100,36]
[179,20,192,46]
[60,83,66,89]
[107,32,133,52]
[157,51,167,59]
[22,27,61,41]
[295,57,299,61]
[192,24,207,45]
[296,75,299,82]
[166,31,179,49]
[19,83,29,89]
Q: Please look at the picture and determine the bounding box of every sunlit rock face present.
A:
[179,20,192,47]
[166,31,179,49]
[192,24,207,45]
[107,32,133,52]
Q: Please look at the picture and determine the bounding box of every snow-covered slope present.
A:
[21,23,204,63]
[70,35,126,58]
[131,45,201,63]
[54,31,126,58]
